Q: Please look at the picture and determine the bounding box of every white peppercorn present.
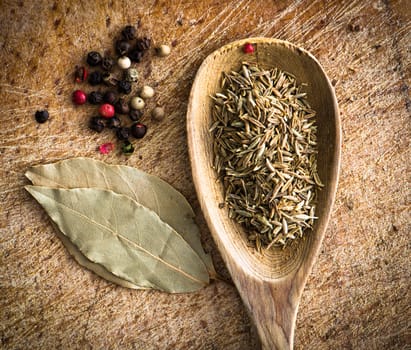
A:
[151,106,165,121]
[130,96,145,110]
[118,56,131,69]
[156,44,171,57]
[140,85,155,99]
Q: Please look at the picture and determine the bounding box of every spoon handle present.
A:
[236,276,298,350]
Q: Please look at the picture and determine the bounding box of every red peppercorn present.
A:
[74,66,88,83]
[99,142,114,155]
[243,43,255,54]
[72,90,87,105]
[99,103,115,118]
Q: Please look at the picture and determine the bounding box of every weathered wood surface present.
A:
[1,1,409,349]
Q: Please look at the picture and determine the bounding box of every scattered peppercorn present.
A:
[101,56,115,71]
[88,91,103,105]
[116,40,131,56]
[89,116,105,132]
[128,49,144,63]
[102,72,118,86]
[130,96,145,110]
[140,85,154,99]
[118,56,131,70]
[87,51,102,66]
[243,43,255,54]
[135,37,151,51]
[129,109,143,121]
[130,122,147,138]
[114,98,130,114]
[74,66,88,83]
[151,106,165,121]
[156,44,171,57]
[125,68,139,82]
[99,142,114,155]
[106,116,121,128]
[121,140,135,155]
[103,90,118,104]
[116,127,130,140]
[88,71,103,85]
[117,80,132,94]
[121,25,136,40]
[99,103,115,118]
[72,90,87,105]
[35,110,49,123]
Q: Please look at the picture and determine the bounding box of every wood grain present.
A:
[1,1,410,349]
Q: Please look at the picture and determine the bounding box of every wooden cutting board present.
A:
[1,1,409,349]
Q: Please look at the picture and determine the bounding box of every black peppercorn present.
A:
[101,56,115,71]
[121,25,136,40]
[135,37,151,51]
[35,110,49,123]
[116,40,131,56]
[88,71,103,85]
[121,140,135,155]
[103,90,118,104]
[130,122,147,139]
[106,116,121,129]
[88,91,103,104]
[86,51,102,66]
[129,109,143,121]
[114,98,130,114]
[117,80,132,94]
[89,116,105,132]
[128,49,144,63]
[116,127,130,140]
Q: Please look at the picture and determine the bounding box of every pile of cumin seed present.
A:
[210,62,323,250]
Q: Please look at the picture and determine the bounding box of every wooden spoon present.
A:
[187,38,341,349]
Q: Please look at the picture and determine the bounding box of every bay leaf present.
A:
[25,186,210,293]
[25,157,215,277]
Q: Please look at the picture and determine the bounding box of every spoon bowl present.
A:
[187,38,341,349]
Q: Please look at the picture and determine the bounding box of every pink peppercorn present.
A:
[243,43,255,54]
[99,142,114,154]
[72,90,87,105]
[99,103,115,118]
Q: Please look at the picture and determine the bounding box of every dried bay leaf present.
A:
[25,157,215,277]
[25,186,210,293]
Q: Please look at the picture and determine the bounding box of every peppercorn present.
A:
[125,68,139,82]
[140,85,154,99]
[118,56,131,70]
[117,80,132,94]
[99,142,114,155]
[74,66,88,83]
[103,90,118,104]
[128,49,144,63]
[116,127,130,140]
[101,56,115,71]
[72,90,87,105]
[151,106,165,121]
[121,25,136,40]
[35,110,49,123]
[106,116,121,128]
[121,140,135,155]
[114,98,130,114]
[87,51,102,66]
[243,43,255,54]
[135,37,151,51]
[156,44,171,57]
[116,40,131,56]
[99,103,115,118]
[130,96,145,110]
[130,122,147,139]
[129,109,143,121]
[88,71,103,85]
[89,116,105,132]
[88,91,103,105]
[102,72,118,87]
